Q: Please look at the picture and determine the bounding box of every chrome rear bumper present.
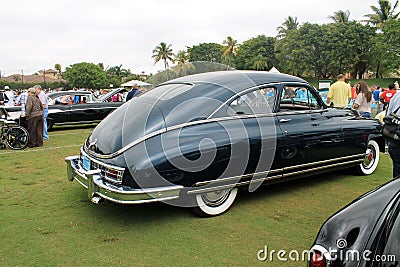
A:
[65,155,183,204]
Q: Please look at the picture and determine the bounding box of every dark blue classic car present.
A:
[309,178,400,267]
[66,71,384,217]
[5,90,125,130]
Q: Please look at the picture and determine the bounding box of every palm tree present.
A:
[328,10,350,23]
[152,42,174,70]
[54,63,62,74]
[276,16,299,39]
[174,50,189,64]
[365,0,399,29]
[172,50,195,76]
[222,36,238,68]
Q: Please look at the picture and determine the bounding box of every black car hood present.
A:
[314,178,400,254]
[87,97,165,155]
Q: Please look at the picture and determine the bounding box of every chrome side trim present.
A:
[195,168,283,187]
[55,120,102,125]
[193,154,364,188]
[187,175,282,195]
[283,154,364,171]
[283,159,363,178]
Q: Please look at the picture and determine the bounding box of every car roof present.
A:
[167,70,307,94]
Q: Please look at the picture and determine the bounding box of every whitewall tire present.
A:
[192,188,238,217]
[356,139,380,175]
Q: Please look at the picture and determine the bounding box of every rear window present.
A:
[144,84,193,100]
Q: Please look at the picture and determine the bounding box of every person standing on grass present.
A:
[385,86,400,178]
[326,74,352,108]
[380,83,397,110]
[353,81,372,118]
[126,83,141,101]
[25,88,44,148]
[34,85,49,140]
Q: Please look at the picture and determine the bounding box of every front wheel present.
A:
[191,188,238,217]
[355,139,380,175]
[6,126,29,150]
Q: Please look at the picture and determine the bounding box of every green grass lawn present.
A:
[0,126,394,267]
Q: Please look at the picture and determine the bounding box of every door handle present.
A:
[279,118,292,123]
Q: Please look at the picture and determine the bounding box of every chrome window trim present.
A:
[276,109,328,116]
[208,82,283,119]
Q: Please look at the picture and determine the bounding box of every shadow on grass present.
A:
[73,190,191,223]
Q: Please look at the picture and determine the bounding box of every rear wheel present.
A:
[6,126,29,150]
[192,188,238,217]
[355,139,380,175]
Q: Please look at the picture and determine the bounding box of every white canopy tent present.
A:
[269,66,280,73]
[121,80,152,87]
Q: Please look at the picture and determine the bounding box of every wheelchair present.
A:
[0,107,29,150]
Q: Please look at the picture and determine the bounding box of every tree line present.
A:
[152,0,400,80]
[6,0,397,89]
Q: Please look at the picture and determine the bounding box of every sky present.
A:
[0,0,379,76]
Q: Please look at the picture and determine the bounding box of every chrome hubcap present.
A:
[201,189,231,207]
[363,147,375,169]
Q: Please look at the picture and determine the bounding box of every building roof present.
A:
[0,73,64,83]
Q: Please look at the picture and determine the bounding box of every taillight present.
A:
[309,250,327,267]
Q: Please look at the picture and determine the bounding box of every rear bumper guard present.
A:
[65,155,183,204]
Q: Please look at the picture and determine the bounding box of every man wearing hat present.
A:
[34,85,49,140]
[26,88,44,147]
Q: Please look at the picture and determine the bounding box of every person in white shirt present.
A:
[4,86,15,106]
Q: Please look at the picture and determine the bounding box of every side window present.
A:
[280,85,321,111]
[227,88,275,116]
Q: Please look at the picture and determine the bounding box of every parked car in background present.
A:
[47,91,98,105]
[66,71,384,217]
[5,90,125,130]
[309,178,400,267]
[97,87,128,102]
[318,87,329,103]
